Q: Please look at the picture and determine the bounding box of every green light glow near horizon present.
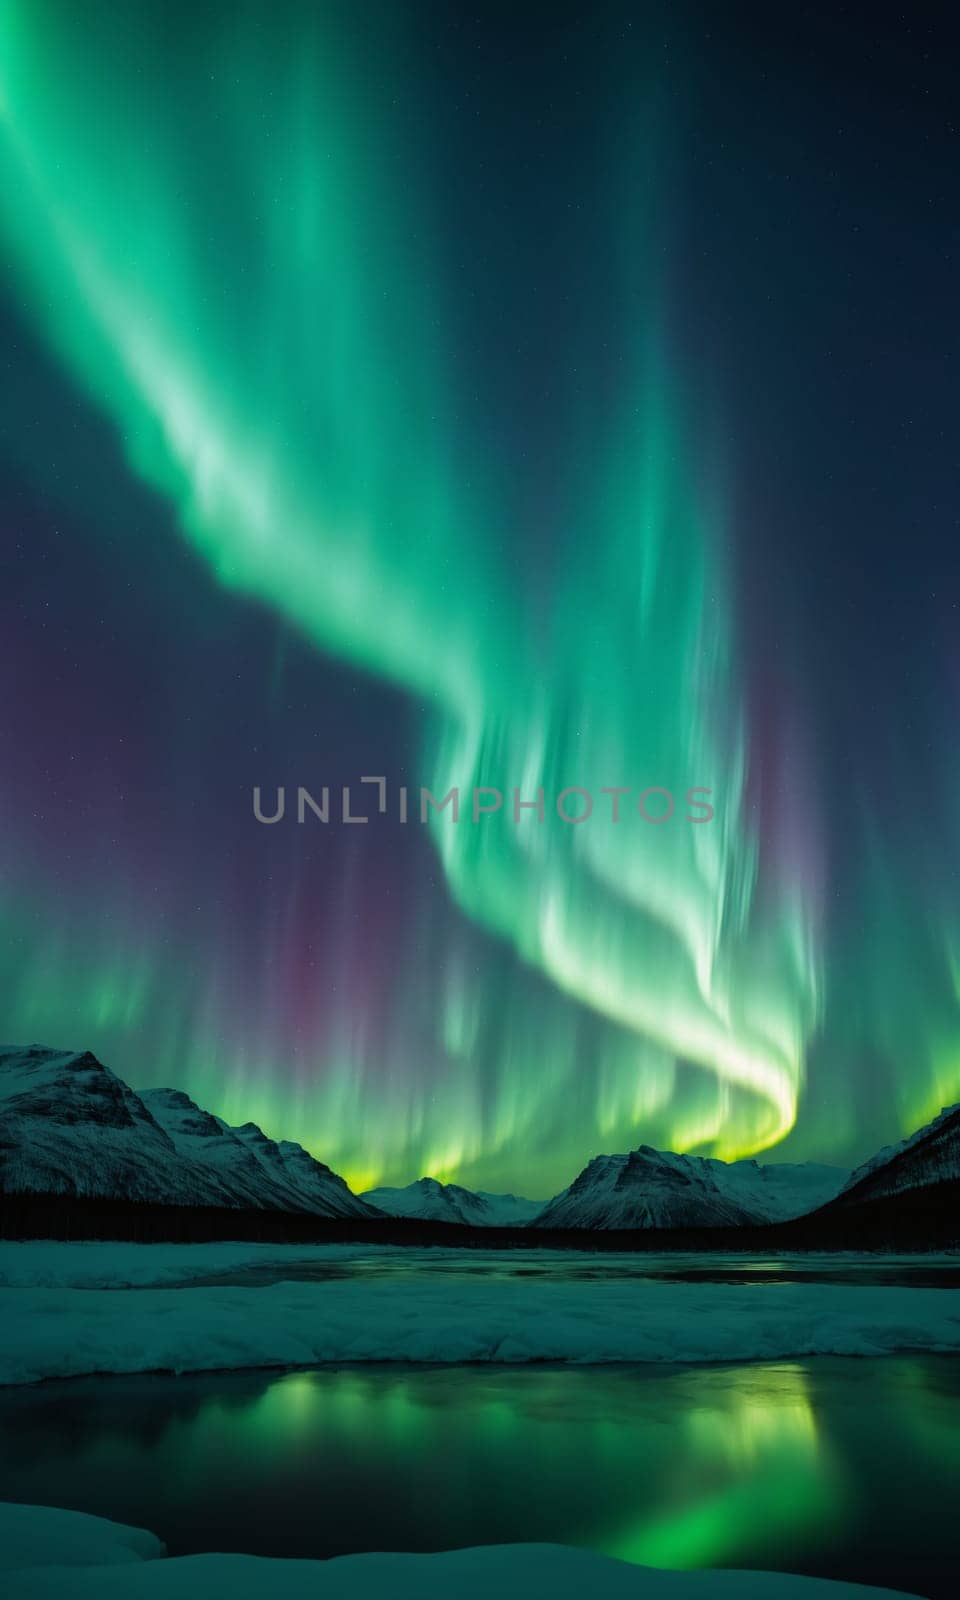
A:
[0,0,956,1196]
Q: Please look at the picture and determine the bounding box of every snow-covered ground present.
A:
[0,1502,165,1572]
[2,1240,956,1291]
[0,1503,925,1598]
[0,1240,391,1290]
[1,1252,959,1383]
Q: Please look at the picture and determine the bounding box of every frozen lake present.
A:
[1,1355,958,1598]
[164,1249,960,1291]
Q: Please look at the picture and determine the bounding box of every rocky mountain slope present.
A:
[363,1176,543,1226]
[0,1045,378,1218]
[534,1145,848,1230]
[838,1102,960,1206]
[9,1042,954,1238]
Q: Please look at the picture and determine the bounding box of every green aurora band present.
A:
[1,1,955,1194]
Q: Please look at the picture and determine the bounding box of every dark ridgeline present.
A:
[2,1179,958,1250]
[2,1044,958,1249]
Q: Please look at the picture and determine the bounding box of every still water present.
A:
[169,1250,960,1291]
[1,1356,958,1597]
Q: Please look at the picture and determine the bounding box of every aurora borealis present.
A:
[1,0,958,1197]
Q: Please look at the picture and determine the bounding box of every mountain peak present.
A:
[536,1143,849,1230]
[363,1176,543,1226]
[841,1102,960,1205]
[0,1043,376,1218]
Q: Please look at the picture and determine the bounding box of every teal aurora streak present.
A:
[1,1,957,1196]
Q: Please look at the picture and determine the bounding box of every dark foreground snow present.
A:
[1,1242,959,1382]
[0,1504,924,1598]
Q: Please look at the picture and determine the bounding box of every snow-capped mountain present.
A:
[0,1045,222,1206]
[0,1045,378,1218]
[363,1176,543,1226]
[141,1088,377,1218]
[840,1102,960,1205]
[474,1190,545,1225]
[535,1145,849,1230]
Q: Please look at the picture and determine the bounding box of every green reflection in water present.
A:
[4,1355,960,1593]
[174,1362,842,1570]
[605,1365,839,1568]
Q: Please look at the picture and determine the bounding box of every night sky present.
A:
[2,0,958,1197]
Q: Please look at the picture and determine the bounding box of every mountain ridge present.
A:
[363,1177,543,1226]
[2,1043,957,1237]
[0,1045,378,1219]
[838,1101,960,1207]
[534,1144,849,1230]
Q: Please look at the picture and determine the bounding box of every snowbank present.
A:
[2,1274,959,1383]
[1,1240,955,1291]
[1,1506,923,1598]
[0,1502,164,1571]
[0,1240,387,1290]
